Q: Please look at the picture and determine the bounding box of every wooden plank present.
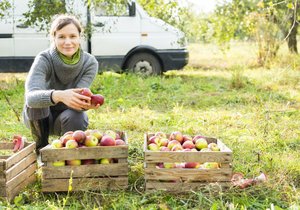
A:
[144,151,232,163]
[0,143,14,150]
[5,153,36,181]
[41,146,128,162]
[146,181,230,192]
[145,168,232,182]
[42,163,128,179]
[5,143,36,169]
[42,177,128,192]
[0,155,10,159]
[0,178,6,197]
[6,173,36,202]
[6,163,36,192]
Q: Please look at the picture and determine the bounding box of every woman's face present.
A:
[54,23,80,58]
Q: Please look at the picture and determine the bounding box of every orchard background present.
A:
[0,0,300,209]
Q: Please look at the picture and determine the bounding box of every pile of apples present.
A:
[50,129,126,167]
[147,131,221,169]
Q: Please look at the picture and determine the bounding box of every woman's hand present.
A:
[52,88,93,111]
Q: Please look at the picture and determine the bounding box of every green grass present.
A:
[0,42,300,209]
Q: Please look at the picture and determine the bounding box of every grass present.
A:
[0,42,300,209]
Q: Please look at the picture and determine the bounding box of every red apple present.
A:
[81,88,92,97]
[148,135,160,145]
[91,94,105,106]
[82,159,95,165]
[160,146,170,151]
[182,135,193,143]
[167,140,181,150]
[51,139,63,149]
[116,139,126,145]
[72,130,86,144]
[171,144,183,151]
[85,135,99,147]
[60,133,74,146]
[66,159,81,166]
[65,139,78,149]
[155,131,167,138]
[158,138,169,147]
[185,162,200,168]
[182,140,195,149]
[169,131,184,143]
[100,135,116,146]
[195,138,208,150]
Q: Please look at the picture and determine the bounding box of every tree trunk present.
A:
[287,21,298,54]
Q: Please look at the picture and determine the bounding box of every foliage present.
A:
[0,0,11,19]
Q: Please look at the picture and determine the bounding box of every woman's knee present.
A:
[56,109,89,134]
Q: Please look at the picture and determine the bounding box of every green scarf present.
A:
[58,49,81,65]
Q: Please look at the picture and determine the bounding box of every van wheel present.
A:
[126,53,162,75]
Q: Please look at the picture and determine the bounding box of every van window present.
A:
[94,2,129,17]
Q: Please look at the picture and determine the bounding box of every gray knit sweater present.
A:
[24,47,98,112]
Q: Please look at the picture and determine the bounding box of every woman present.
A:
[23,14,99,152]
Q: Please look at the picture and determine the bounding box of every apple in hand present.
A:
[81,88,92,97]
[85,135,99,147]
[91,94,105,106]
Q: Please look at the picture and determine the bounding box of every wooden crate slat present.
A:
[0,178,5,197]
[146,181,231,192]
[145,151,232,163]
[42,177,128,192]
[145,168,232,182]
[6,173,36,202]
[5,143,36,169]
[5,153,36,181]
[42,163,128,179]
[6,163,36,192]
[41,146,128,162]
[0,156,10,160]
[0,143,14,150]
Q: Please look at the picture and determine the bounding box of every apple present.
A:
[192,135,205,144]
[200,148,211,152]
[163,162,176,169]
[208,143,220,151]
[82,159,95,165]
[66,159,81,166]
[175,162,186,168]
[91,94,105,106]
[182,135,193,143]
[182,140,195,149]
[81,88,92,97]
[72,130,86,144]
[148,136,160,145]
[51,139,63,149]
[195,138,208,150]
[169,131,184,143]
[104,130,117,140]
[155,131,167,139]
[100,158,111,164]
[148,143,159,151]
[90,130,103,140]
[185,162,200,168]
[52,160,65,167]
[167,140,181,150]
[85,135,99,147]
[160,146,170,151]
[203,162,219,169]
[171,144,183,151]
[158,138,169,147]
[60,133,74,146]
[100,135,116,146]
[65,139,78,149]
[116,139,126,145]
[156,163,164,168]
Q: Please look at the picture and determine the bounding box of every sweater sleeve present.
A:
[25,53,56,108]
[76,54,98,88]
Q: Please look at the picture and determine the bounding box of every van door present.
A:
[13,0,49,57]
[90,2,140,68]
[0,0,13,56]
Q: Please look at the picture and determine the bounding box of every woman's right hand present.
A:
[51,89,91,111]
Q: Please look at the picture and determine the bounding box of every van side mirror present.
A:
[129,2,136,16]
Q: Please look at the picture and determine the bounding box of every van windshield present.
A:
[94,2,129,17]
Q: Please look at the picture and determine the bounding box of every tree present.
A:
[0,0,11,20]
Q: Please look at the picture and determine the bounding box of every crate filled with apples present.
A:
[144,131,233,192]
[40,129,128,192]
[0,135,37,201]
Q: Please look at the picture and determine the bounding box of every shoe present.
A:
[29,117,50,154]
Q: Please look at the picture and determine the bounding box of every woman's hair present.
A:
[50,14,83,38]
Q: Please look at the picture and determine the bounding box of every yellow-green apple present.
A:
[195,138,208,150]
[116,139,126,145]
[171,144,183,151]
[104,130,117,140]
[85,135,99,147]
[60,133,74,146]
[82,159,95,165]
[200,148,211,152]
[81,88,92,97]
[169,131,184,143]
[66,159,81,166]
[185,162,201,168]
[182,140,195,149]
[167,140,181,150]
[158,138,169,147]
[203,162,219,169]
[65,139,78,149]
[192,135,205,144]
[51,139,63,149]
[100,135,116,146]
[155,131,167,138]
[52,160,65,167]
[163,162,176,168]
[160,146,170,151]
[91,130,103,140]
[91,94,105,106]
[148,143,159,151]
[72,130,86,144]
[208,143,220,151]
[100,158,111,164]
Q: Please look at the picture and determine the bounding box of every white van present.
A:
[0,0,188,75]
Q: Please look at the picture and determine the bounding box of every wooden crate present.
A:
[40,131,128,192]
[0,142,37,201]
[144,133,233,192]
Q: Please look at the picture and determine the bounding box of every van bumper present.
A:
[156,49,189,71]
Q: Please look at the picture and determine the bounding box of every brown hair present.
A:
[50,14,83,38]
